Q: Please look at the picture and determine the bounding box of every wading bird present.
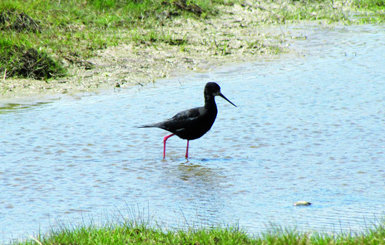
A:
[139,82,236,159]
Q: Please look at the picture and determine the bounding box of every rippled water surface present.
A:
[1,25,385,242]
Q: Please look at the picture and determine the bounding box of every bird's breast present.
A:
[175,108,217,140]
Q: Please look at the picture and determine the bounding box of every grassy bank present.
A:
[16,220,385,244]
[1,0,384,81]
[0,0,221,80]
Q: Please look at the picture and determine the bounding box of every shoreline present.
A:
[1,1,382,103]
[0,4,309,103]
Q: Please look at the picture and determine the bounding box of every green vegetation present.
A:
[0,0,384,80]
[0,0,223,80]
[17,220,385,244]
[353,0,385,23]
[250,0,385,24]
[354,0,385,9]
[0,37,65,79]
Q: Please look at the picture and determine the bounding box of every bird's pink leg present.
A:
[185,140,189,159]
[163,134,174,159]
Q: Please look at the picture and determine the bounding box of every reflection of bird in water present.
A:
[139,82,236,159]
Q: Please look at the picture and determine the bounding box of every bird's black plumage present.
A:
[140,82,236,159]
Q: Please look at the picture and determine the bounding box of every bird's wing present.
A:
[160,107,203,132]
[139,107,206,134]
[171,107,201,121]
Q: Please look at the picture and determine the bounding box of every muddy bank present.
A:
[0,3,312,101]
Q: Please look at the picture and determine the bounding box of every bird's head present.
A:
[205,82,237,107]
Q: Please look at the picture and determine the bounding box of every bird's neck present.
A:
[204,96,217,110]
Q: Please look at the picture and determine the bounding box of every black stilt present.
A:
[139,82,236,159]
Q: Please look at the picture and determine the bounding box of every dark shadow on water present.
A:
[162,156,237,164]
[198,157,234,163]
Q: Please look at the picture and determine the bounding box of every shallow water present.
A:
[1,25,385,242]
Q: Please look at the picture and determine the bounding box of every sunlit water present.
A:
[1,25,384,243]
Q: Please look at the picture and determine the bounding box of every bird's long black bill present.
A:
[219,93,237,107]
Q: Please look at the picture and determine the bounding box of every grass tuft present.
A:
[0,9,41,32]
[0,38,65,80]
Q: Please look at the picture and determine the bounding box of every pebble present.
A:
[294,201,312,206]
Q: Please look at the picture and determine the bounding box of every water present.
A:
[1,25,385,242]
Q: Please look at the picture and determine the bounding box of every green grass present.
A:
[1,0,384,80]
[354,0,385,9]
[0,37,66,80]
[16,220,385,245]
[0,0,221,80]
[353,0,385,23]
[256,0,384,24]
